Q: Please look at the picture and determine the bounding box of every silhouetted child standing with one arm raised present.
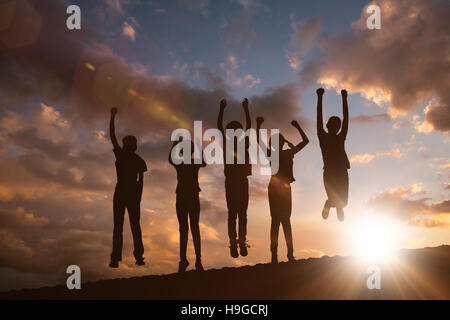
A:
[256,118,309,264]
[217,98,252,258]
[169,138,206,273]
[109,107,147,268]
[316,88,350,222]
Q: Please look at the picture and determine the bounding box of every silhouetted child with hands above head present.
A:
[169,137,206,273]
[257,117,309,264]
[217,98,252,258]
[316,88,350,222]
[109,107,147,268]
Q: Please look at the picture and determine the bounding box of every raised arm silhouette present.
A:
[316,88,350,222]
[109,107,147,268]
[218,98,252,258]
[169,137,206,273]
[257,117,309,264]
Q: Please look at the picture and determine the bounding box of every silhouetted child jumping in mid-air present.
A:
[316,88,350,222]
[109,107,147,268]
[217,98,252,258]
[257,118,309,264]
[169,137,206,273]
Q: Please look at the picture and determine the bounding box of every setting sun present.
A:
[350,214,401,261]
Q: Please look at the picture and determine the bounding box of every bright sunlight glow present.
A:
[351,214,400,262]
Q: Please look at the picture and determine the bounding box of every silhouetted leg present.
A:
[268,179,280,260]
[282,184,294,260]
[176,195,189,262]
[325,169,348,221]
[322,200,330,219]
[227,209,239,258]
[323,170,333,207]
[225,179,238,245]
[342,170,349,207]
[270,216,281,255]
[336,207,345,222]
[238,209,248,257]
[189,194,201,261]
[227,210,238,244]
[336,171,348,222]
[128,200,144,261]
[324,169,338,222]
[281,217,294,260]
[238,178,249,245]
[226,178,240,257]
[238,209,248,245]
[111,189,125,262]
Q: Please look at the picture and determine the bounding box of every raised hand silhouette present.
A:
[242,98,249,109]
[220,98,227,109]
[257,116,264,125]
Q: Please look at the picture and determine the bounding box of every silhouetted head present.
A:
[122,135,137,153]
[326,116,341,135]
[226,121,243,131]
[269,133,286,151]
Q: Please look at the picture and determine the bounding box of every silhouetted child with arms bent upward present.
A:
[169,137,206,273]
[316,88,350,222]
[109,107,147,268]
[217,98,252,258]
[256,118,309,264]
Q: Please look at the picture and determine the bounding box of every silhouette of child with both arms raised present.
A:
[217,98,252,258]
[169,137,206,273]
[316,88,350,222]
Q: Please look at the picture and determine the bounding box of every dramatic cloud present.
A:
[350,153,375,164]
[300,0,450,133]
[350,148,403,164]
[122,21,136,41]
[104,0,131,14]
[296,248,325,259]
[250,83,306,129]
[290,15,322,54]
[369,184,450,228]
[350,113,391,124]
[285,51,301,71]
[286,16,322,70]
[220,55,261,89]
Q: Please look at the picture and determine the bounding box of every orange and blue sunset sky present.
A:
[0,0,449,291]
